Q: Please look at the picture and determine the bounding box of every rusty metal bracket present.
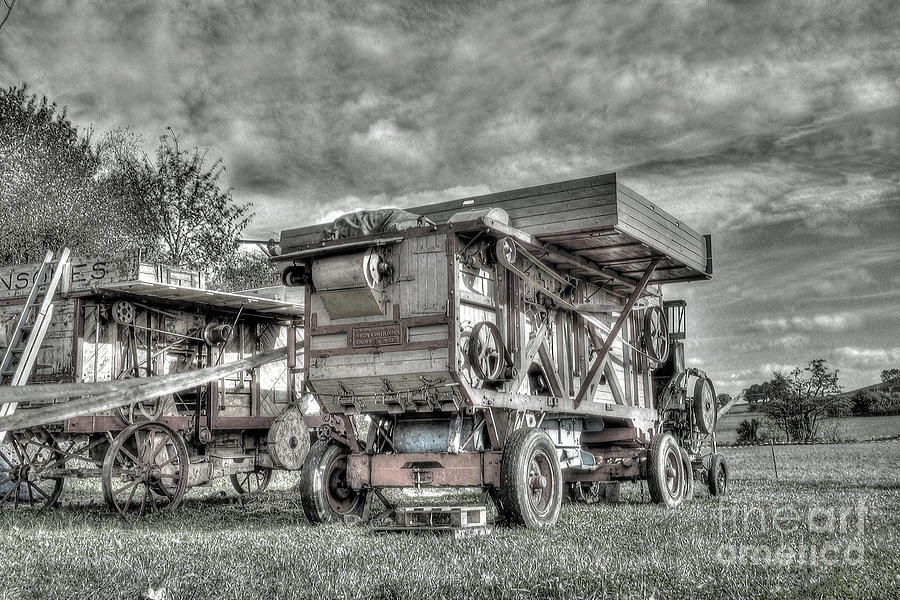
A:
[574,258,661,408]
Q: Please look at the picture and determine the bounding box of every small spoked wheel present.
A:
[101,422,189,517]
[467,321,506,382]
[642,306,669,364]
[299,439,364,523]
[0,431,64,510]
[230,467,272,495]
[647,433,685,509]
[499,427,562,528]
[707,452,729,497]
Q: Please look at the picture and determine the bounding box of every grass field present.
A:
[716,407,900,444]
[1,441,899,600]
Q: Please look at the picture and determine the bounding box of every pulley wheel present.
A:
[267,405,310,470]
[111,300,136,325]
[467,321,506,382]
[693,377,718,434]
[495,238,516,265]
[642,306,669,364]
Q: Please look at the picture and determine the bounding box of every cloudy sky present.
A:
[1,0,898,393]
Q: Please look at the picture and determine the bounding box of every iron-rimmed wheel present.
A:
[499,427,562,528]
[101,421,189,517]
[693,377,718,434]
[679,447,694,501]
[0,431,64,510]
[647,433,685,508]
[230,467,272,495]
[707,452,729,497]
[642,306,669,364]
[299,439,364,523]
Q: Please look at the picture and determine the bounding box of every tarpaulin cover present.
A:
[326,209,433,240]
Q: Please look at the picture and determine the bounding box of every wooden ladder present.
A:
[0,248,71,442]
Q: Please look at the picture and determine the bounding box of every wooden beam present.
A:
[512,314,552,393]
[574,258,660,408]
[537,342,566,399]
[0,347,288,433]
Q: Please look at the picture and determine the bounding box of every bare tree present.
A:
[0,0,17,33]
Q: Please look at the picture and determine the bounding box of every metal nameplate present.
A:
[351,323,402,348]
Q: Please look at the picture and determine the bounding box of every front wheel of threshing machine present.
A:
[647,433,686,509]
[101,422,189,517]
[299,439,364,523]
[499,427,563,528]
[0,430,65,510]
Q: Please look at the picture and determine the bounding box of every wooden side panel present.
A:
[396,234,448,317]
[0,300,76,382]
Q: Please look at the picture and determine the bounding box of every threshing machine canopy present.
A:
[278,172,712,290]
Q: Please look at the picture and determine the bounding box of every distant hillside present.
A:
[841,377,900,397]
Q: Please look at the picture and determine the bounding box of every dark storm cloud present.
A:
[1,0,898,390]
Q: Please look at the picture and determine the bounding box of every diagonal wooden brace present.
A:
[574,258,661,408]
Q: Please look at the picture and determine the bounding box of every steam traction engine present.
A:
[278,173,728,528]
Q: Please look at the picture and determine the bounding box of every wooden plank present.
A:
[616,204,706,264]
[0,347,288,432]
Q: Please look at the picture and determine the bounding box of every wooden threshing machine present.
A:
[278,173,728,528]
[0,252,308,515]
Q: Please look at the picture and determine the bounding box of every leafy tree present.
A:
[881,369,900,385]
[744,381,777,406]
[207,249,280,292]
[759,359,851,442]
[106,128,252,272]
[736,417,766,444]
[851,389,879,416]
[0,84,147,264]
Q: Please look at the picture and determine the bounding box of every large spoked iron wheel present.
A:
[0,431,64,510]
[499,427,563,528]
[230,467,272,495]
[647,433,685,509]
[299,439,364,523]
[101,422,189,517]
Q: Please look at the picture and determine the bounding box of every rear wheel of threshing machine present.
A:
[647,433,685,508]
[0,430,64,510]
[101,422,189,517]
[499,427,563,528]
[299,439,364,523]
[707,453,729,497]
[230,468,273,495]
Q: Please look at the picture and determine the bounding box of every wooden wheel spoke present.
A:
[0,482,17,504]
[28,481,52,501]
[151,437,169,462]
[138,484,149,516]
[117,444,140,465]
[113,476,146,498]
[155,454,178,470]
